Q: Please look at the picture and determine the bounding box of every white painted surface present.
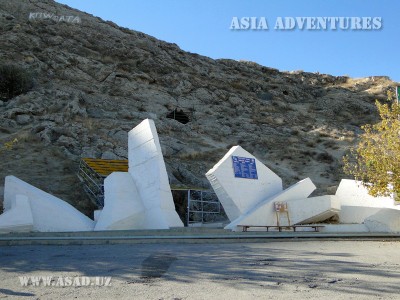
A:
[0,195,33,233]
[320,224,370,233]
[206,146,283,221]
[288,195,341,225]
[335,179,395,207]
[93,210,102,222]
[364,208,400,233]
[94,172,145,231]
[128,119,183,228]
[0,186,4,208]
[3,176,94,232]
[225,178,316,230]
[339,206,382,224]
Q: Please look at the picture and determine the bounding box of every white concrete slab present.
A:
[335,179,395,208]
[93,210,102,222]
[128,119,183,228]
[4,176,94,232]
[206,146,283,221]
[288,195,341,225]
[0,195,33,233]
[320,224,370,233]
[364,208,400,233]
[94,172,145,231]
[225,178,316,230]
[339,206,382,224]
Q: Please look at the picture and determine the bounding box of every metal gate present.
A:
[187,190,227,226]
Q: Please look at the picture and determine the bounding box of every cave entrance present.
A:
[166,108,192,124]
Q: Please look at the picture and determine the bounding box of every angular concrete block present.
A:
[206,146,283,221]
[288,195,341,225]
[226,178,316,230]
[364,208,400,233]
[94,172,145,231]
[0,195,33,233]
[335,179,395,208]
[339,206,382,224]
[93,210,102,222]
[128,119,183,228]
[335,180,400,225]
[142,208,171,229]
[4,176,94,232]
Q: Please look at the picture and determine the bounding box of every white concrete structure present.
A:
[3,120,400,234]
[320,224,370,233]
[335,179,398,224]
[94,172,145,231]
[338,206,383,224]
[364,208,400,233]
[287,195,341,225]
[336,179,395,207]
[2,176,94,232]
[224,178,319,230]
[93,210,102,222]
[207,146,400,233]
[206,147,344,231]
[0,195,33,233]
[0,119,183,233]
[128,119,183,229]
[206,146,282,221]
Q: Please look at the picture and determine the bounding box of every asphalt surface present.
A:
[0,240,399,299]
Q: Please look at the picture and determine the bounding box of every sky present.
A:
[56,0,399,82]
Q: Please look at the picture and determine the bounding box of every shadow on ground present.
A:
[0,241,399,297]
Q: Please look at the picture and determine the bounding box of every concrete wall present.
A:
[0,186,4,210]
[320,224,370,233]
[128,119,183,228]
[364,208,400,233]
[335,179,399,228]
[206,146,282,221]
[94,172,145,231]
[225,178,316,230]
[3,176,94,232]
[339,206,382,224]
[288,195,341,225]
[335,179,395,208]
[0,195,33,233]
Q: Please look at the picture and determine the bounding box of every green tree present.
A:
[343,91,400,198]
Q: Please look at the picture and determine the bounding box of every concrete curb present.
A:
[0,231,399,245]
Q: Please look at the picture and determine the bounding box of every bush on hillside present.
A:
[0,64,34,101]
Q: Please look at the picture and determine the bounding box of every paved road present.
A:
[0,240,399,299]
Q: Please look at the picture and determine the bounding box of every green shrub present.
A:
[0,64,34,101]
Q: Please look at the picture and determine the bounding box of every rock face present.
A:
[0,0,398,215]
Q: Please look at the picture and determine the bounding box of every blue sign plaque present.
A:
[231,156,258,179]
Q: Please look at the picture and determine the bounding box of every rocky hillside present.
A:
[0,0,397,215]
